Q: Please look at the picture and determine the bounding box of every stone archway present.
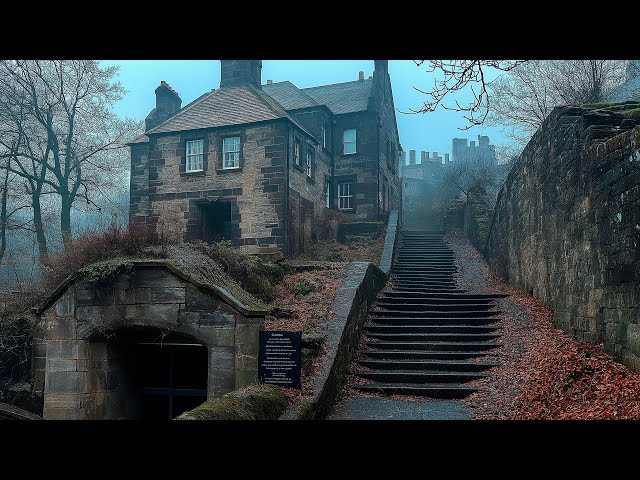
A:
[86,326,209,420]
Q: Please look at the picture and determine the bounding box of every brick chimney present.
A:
[220,60,262,89]
[145,81,182,131]
[359,71,364,81]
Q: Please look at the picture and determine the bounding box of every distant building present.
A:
[452,135,497,166]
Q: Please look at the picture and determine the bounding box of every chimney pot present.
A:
[359,71,364,81]
[266,79,273,84]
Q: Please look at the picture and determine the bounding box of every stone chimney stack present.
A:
[266,79,273,85]
[220,60,262,89]
[409,150,416,165]
[359,71,365,81]
[145,81,182,131]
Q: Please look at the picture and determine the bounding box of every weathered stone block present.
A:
[125,303,180,326]
[209,346,234,367]
[45,371,88,394]
[151,286,185,303]
[185,284,216,310]
[46,358,77,372]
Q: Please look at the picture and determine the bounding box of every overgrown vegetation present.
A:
[189,240,291,302]
[176,384,288,420]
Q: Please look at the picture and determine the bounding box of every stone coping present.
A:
[280,261,387,420]
[380,210,399,274]
[33,259,268,318]
[0,402,43,420]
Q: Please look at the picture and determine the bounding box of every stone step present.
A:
[370,309,500,318]
[385,291,499,299]
[366,341,501,351]
[357,359,499,372]
[380,292,504,300]
[353,383,477,399]
[374,302,496,311]
[368,316,501,326]
[363,349,496,360]
[364,324,500,334]
[353,370,487,384]
[390,286,462,291]
[365,332,500,342]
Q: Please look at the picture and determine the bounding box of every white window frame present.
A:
[343,129,356,155]
[222,137,240,169]
[306,148,312,177]
[294,141,301,166]
[186,139,204,173]
[325,179,330,208]
[338,181,354,210]
[322,125,326,149]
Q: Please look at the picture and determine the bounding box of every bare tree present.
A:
[0,60,140,247]
[410,60,526,129]
[0,158,32,271]
[487,60,628,145]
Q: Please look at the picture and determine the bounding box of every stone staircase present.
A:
[352,230,505,399]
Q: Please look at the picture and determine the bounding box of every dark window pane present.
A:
[173,345,208,389]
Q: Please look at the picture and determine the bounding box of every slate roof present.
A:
[147,85,287,135]
[302,78,373,114]
[261,81,319,110]
[143,76,374,137]
[262,78,373,115]
[128,133,149,145]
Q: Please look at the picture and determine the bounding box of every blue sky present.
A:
[103,60,508,159]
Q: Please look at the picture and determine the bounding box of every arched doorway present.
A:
[89,327,209,420]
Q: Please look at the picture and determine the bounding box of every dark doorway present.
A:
[140,337,208,420]
[199,200,232,242]
[91,329,208,420]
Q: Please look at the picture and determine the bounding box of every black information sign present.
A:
[258,330,301,389]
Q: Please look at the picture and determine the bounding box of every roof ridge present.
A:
[256,86,318,140]
[302,77,373,91]
[146,89,214,135]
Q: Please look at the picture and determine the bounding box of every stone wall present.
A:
[35,262,264,419]
[486,105,640,371]
[464,187,493,252]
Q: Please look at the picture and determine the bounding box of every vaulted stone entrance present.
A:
[33,259,266,420]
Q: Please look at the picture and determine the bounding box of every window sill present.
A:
[338,208,356,213]
[181,170,206,177]
[305,175,315,184]
[216,167,243,174]
[341,152,357,157]
[293,163,305,173]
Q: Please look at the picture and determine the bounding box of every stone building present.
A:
[129,60,402,257]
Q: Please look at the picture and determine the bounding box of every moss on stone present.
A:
[623,108,640,119]
[175,384,288,420]
[80,258,134,287]
[293,399,316,420]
